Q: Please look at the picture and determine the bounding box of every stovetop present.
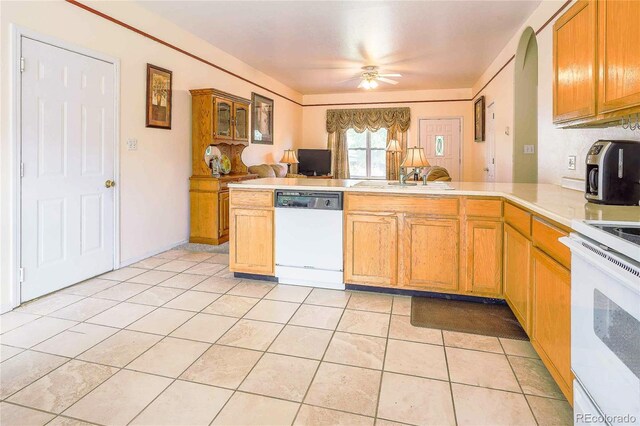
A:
[592,225,640,246]
[571,220,640,263]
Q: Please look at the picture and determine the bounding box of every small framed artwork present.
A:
[474,96,485,142]
[146,64,172,129]
[251,93,274,145]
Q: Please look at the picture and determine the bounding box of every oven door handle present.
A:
[562,236,640,294]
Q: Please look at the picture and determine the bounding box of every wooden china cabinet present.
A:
[189,88,257,245]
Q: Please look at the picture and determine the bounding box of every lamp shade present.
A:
[386,139,402,152]
[401,147,430,168]
[280,149,299,164]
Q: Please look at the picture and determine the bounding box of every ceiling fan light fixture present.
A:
[369,79,378,89]
[361,79,372,89]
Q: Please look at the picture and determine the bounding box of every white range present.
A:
[563,220,640,426]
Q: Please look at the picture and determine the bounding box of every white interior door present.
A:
[419,118,461,181]
[485,102,496,182]
[20,37,116,302]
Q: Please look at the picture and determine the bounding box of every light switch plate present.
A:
[127,139,138,150]
[568,155,577,170]
[523,145,535,154]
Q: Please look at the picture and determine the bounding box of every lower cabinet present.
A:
[229,207,274,275]
[465,220,503,295]
[344,213,398,286]
[531,247,572,400]
[504,224,532,333]
[218,191,230,238]
[400,216,459,291]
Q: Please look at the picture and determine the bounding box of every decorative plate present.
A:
[220,154,232,174]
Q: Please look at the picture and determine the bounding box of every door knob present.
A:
[105,180,116,188]
[483,167,490,172]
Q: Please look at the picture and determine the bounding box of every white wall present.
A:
[472,0,637,185]
[0,0,302,311]
[301,89,482,181]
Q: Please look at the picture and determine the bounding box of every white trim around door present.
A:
[7,25,120,311]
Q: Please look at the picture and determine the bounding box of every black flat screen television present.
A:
[298,149,331,176]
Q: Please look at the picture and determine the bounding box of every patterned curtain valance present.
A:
[326,107,411,133]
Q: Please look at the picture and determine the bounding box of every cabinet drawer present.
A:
[346,194,459,216]
[465,198,502,218]
[532,218,571,270]
[504,203,532,237]
[230,189,273,208]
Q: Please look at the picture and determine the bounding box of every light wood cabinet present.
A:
[344,213,398,286]
[597,0,640,114]
[504,224,532,334]
[189,88,255,245]
[229,205,274,275]
[553,0,597,123]
[531,247,573,401]
[465,220,502,295]
[400,217,459,291]
[218,191,230,238]
[553,0,640,126]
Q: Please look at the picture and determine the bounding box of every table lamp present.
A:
[401,147,431,184]
[280,149,299,173]
[386,140,402,179]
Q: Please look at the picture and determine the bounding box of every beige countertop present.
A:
[229,178,640,228]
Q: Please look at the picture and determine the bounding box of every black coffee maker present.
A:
[585,140,640,206]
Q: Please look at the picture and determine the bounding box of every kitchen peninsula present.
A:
[228,177,640,402]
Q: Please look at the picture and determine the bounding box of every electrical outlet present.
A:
[127,138,138,151]
[568,155,577,170]
[523,145,535,154]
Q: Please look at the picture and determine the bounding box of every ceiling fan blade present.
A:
[377,77,399,85]
[379,73,402,77]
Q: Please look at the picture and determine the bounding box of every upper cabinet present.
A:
[233,103,250,142]
[553,0,597,123]
[553,0,640,126]
[190,89,251,146]
[597,0,640,114]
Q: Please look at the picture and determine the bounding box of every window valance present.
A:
[326,107,411,133]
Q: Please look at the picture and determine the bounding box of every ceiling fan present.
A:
[358,66,402,89]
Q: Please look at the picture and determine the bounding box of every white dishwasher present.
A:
[274,190,344,290]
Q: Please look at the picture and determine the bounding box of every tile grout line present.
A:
[290,290,353,425]
[372,297,393,423]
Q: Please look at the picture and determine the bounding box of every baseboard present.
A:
[119,238,189,267]
[345,283,506,304]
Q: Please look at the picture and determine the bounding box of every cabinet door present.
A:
[504,224,532,333]
[218,191,230,238]
[597,0,640,114]
[553,0,597,123]
[344,213,397,286]
[532,248,572,397]
[229,208,274,275]
[233,102,249,142]
[466,220,502,296]
[214,97,233,139]
[400,216,459,291]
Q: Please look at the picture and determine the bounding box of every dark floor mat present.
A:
[411,296,529,340]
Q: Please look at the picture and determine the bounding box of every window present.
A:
[347,128,387,178]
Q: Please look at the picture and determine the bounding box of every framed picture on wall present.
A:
[251,93,274,145]
[474,96,485,142]
[146,64,172,129]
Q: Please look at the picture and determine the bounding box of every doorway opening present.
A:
[513,27,538,183]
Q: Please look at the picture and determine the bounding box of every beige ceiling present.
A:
[137,0,542,94]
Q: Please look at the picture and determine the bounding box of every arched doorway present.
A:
[513,27,538,183]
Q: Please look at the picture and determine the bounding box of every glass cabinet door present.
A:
[215,98,233,139]
[234,103,249,141]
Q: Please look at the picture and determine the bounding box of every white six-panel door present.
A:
[418,118,461,181]
[20,37,116,302]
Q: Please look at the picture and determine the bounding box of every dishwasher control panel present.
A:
[275,190,343,210]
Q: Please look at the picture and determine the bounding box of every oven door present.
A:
[565,236,640,424]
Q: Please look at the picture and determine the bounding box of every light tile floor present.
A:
[0,248,573,426]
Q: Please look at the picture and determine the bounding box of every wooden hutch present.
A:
[189,88,257,245]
